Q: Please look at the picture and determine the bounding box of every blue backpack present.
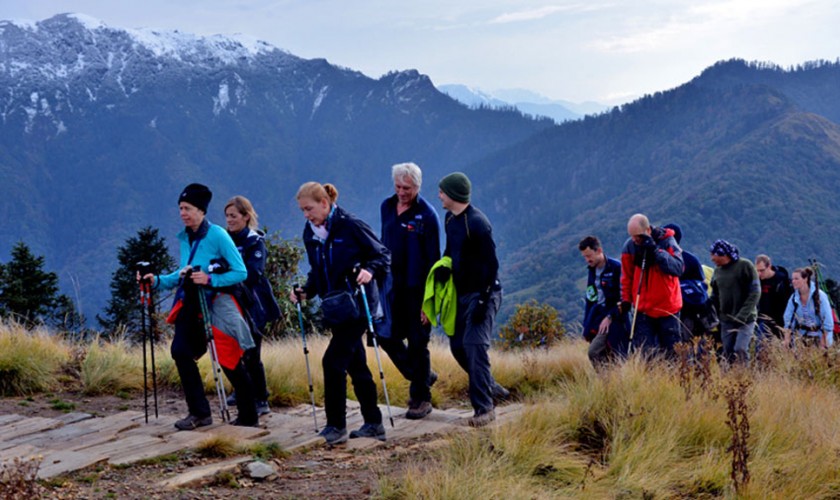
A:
[680,279,708,307]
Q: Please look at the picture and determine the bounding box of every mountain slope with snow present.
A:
[0,13,553,318]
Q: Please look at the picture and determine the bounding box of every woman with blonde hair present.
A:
[290,182,390,445]
[223,195,281,417]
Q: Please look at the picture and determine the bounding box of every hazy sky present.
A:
[2,0,838,104]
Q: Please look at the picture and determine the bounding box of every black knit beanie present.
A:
[178,183,212,213]
[439,172,471,203]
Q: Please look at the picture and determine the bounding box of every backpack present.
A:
[680,279,708,307]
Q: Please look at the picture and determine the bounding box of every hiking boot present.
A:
[226,392,237,407]
[256,401,271,416]
[405,401,433,420]
[174,414,213,431]
[491,383,510,403]
[231,417,259,427]
[349,423,386,441]
[468,410,496,428]
[319,426,348,445]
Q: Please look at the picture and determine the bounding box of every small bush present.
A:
[0,456,43,499]
[49,398,76,412]
[0,322,70,396]
[497,300,566,350]
[248,442,289,461]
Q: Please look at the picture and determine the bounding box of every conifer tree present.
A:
[97,227,176,334]
[263,230,318,337]
[0,241,72,326]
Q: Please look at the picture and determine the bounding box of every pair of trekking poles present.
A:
[136,262,159,424]
[137,262,233,424]
[293,267,395,434]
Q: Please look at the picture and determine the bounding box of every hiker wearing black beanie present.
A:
[436,172,507,427]
[146,183,260,430]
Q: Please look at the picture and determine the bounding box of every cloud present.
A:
[488,5,574,24]
[586,0,822,54]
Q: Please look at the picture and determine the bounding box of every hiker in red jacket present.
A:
[620,213,684,357]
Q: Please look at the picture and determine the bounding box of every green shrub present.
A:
[497,300,566,350]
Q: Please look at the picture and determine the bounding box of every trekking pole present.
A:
[354,266,395,428]
[293,287,319,433]
[137,265,150,424]
[626,252,648,356]
[138,261,159,420]
[195,267,231,422]
[146,278,159,419]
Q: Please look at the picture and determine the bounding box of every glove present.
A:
[471,294,490,323]
[207,257,230,274]
[434,266,451,283]
[620,301,632,315]
[640,234,656,251]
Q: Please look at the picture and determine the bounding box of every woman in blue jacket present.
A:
[783,267,834,349]
[224,195,281,416]
[145,183,258,429]
[289,182,390,445]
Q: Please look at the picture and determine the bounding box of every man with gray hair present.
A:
[379,162,441,419]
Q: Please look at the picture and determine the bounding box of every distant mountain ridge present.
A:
[437,84,608,123]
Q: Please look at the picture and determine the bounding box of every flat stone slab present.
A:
[36,448,108,479]
[158,456,251,489]
[0,416,64,441]
[55,412,95,425]
[108,431,208,466]
[0,443,41,462]
[0,414,26,426]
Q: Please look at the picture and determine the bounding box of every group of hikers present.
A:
[139,163,508,445]
[139,169,833,445]
[580,214,837,367]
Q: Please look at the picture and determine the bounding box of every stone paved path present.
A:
[0,402,522,486]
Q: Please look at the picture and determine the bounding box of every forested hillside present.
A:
[466,60,840,322]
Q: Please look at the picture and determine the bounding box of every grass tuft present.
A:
[246,441,289,461]
[0,322,70,396]
[196,435,240,458]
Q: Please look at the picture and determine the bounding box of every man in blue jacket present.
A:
[579,236,625,364]
[380,163,441,419]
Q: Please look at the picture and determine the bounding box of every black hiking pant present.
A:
[378,287,432,404]
[449,290,502,416]
[244,332,270,402]
[172,312,257,424]
[322,319,382,430]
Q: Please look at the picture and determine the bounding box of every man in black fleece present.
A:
[437,172,505,427]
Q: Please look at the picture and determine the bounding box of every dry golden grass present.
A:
[80,337,144,395]
[0,321,70,396]
[385,343,840,499]
[7,321,840,498]
[195,435,239,458]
